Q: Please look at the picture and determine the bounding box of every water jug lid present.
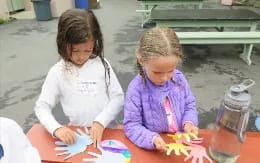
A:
[224,79,255,109]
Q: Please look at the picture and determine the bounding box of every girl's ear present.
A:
[137,56,144,66]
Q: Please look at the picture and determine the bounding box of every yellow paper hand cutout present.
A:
[167,132,198,142]
[165,143,192,156]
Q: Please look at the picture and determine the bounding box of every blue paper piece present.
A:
[0,144,4,159]
[255,116,260,131]
[55,128,93,160]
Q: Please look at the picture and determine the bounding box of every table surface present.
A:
[151,9,260,20]
[26,124,260,163]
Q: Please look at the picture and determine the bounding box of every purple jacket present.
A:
[123,69,198,150]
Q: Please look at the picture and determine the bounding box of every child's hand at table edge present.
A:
[90,121,105,148]
[54,126,76,145]
[184,122,199,136]
[153,136,168,152]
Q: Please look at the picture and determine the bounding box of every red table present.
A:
[26,124,260,163]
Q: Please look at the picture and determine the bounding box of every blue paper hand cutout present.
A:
[55,128,93,160]
[255,116,260,131]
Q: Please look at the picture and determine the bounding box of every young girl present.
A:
[34,9,124,147]
[123,27,198,152]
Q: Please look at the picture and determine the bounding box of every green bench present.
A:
[150,8,260,65]
[136,0,204,27]
[176,32,260,65]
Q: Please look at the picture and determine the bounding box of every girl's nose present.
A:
[162,74,169,82]
[79,52,87,59]
[80,55,85,60]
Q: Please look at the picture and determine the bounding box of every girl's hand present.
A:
[184,122,199,136]
[153,136,168,152]
[54,126,76,145]
[90,121,104,148]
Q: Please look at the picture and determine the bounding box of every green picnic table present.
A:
[150,8,260,65]
[136,0,204,27]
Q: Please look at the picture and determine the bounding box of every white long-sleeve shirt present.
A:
[34,57,124,135]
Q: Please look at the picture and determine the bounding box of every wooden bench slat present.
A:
[176,32,260,44]
[176,32,260,39]
[150,9,260,20]
[175,32,260,65]
[179,39,260,44]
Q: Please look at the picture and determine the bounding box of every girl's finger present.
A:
[97,133,101,145]
[89,128,94,139]
[159,142,167,152]
[84,127,89,134]
[163,146,168,152]
[193,130,198,136]
[157,144,162,151]
[160,143,168,152]
[62,135,70,145]
[93,131,97,148]
[65,131,74,143]
[64,134,72,145]
[159,148,165,153]
[68,132,76,144]
[192,127,199,135]
[185,127,192,133]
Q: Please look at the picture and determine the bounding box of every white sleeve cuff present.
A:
[47,123,63,137]
[94,114,109,128]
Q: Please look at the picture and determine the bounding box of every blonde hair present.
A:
[136,27,183,80]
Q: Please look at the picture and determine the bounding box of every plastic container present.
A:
[32,0,52,21]
[209,79,255,163]
[75,0,88,9]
